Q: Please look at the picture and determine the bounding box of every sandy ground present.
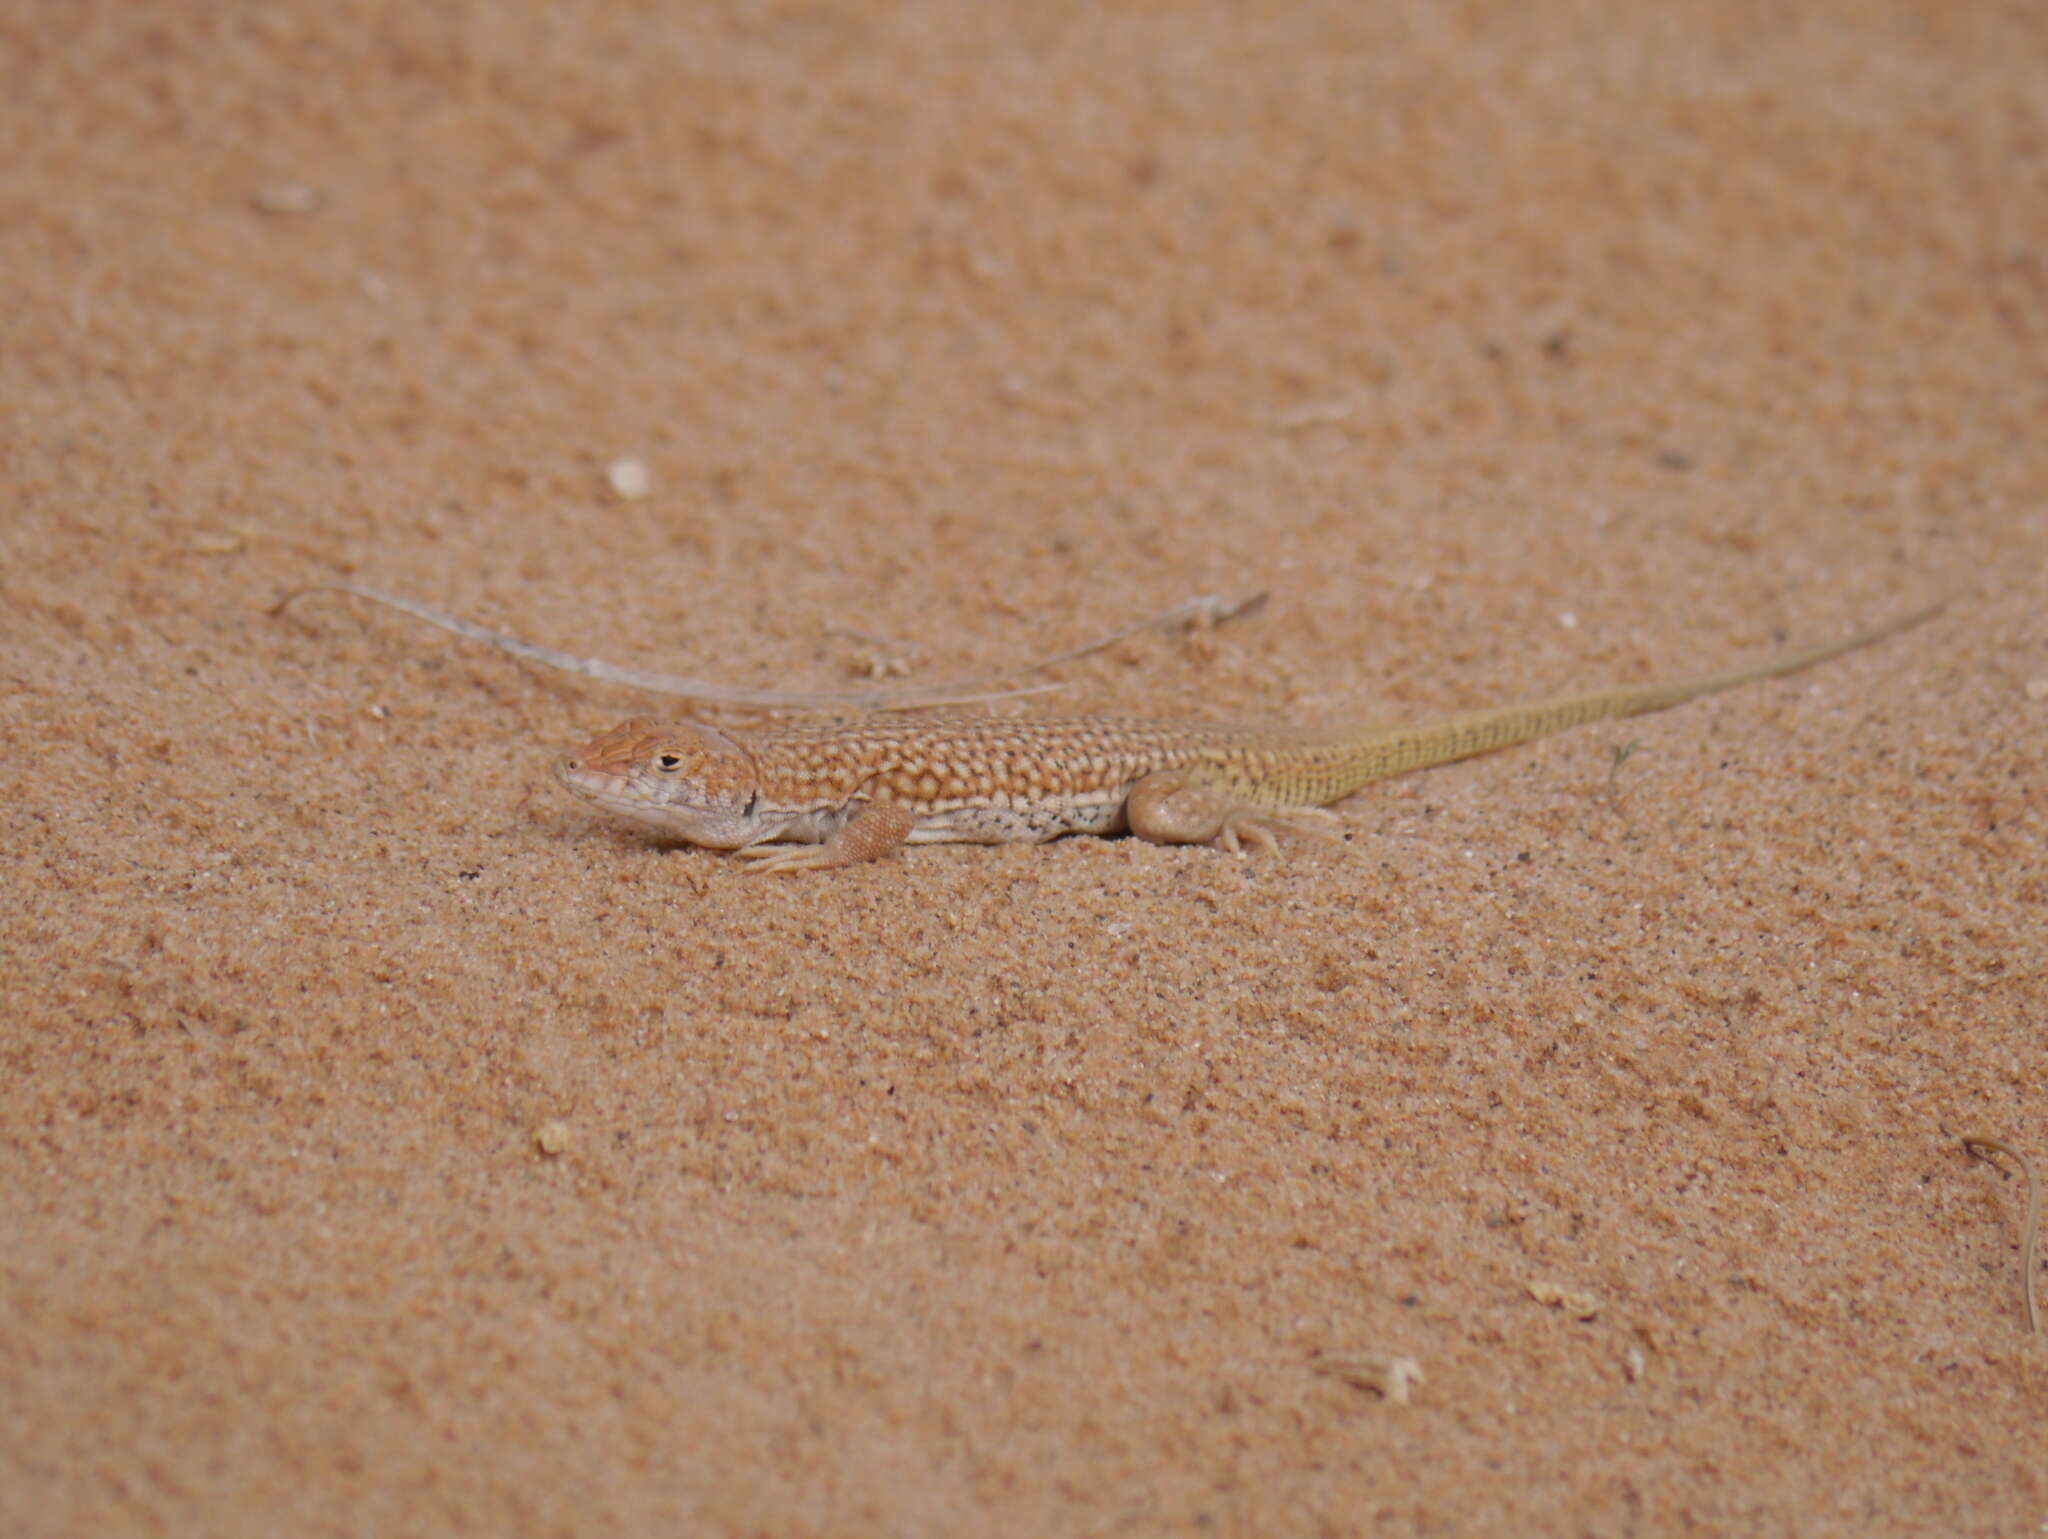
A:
[4,2,2045,1533]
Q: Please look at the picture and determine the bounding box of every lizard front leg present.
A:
[733,803,920,874]
[1124,769,1343,855]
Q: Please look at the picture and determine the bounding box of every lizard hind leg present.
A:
[1124,769,1344,856]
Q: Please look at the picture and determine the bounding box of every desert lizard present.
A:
[554,604,1940,873]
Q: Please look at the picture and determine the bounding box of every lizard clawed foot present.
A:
[1212,805,1344,856]
[1125,769,1345,856]
[733,843,849,875]
[731,803,919,874]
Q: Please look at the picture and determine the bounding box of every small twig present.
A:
[272,582,1266,712]
[1009,589,1267,675]
[1310,1350,1423,1404]
[272,582,1049,708]
[1962,1135,2040,1335]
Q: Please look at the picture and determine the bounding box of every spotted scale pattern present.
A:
[743,715,1303,821]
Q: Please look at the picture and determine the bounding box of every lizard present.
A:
[552,604,1941,873]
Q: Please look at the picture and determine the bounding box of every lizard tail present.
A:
[1295,602,1946,802]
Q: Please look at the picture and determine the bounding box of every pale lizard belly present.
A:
[902,796,1132,844]
[766,789,1137,847]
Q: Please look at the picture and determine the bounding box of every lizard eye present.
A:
[654,753,684,773]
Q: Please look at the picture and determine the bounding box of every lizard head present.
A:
[554,718,770,848]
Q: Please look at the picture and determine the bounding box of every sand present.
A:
[4,2,2044,1533]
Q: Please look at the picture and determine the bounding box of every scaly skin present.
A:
[554,604,1941,872]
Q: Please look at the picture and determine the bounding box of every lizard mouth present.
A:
[554,755,647,812]
[553,754,606,792]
